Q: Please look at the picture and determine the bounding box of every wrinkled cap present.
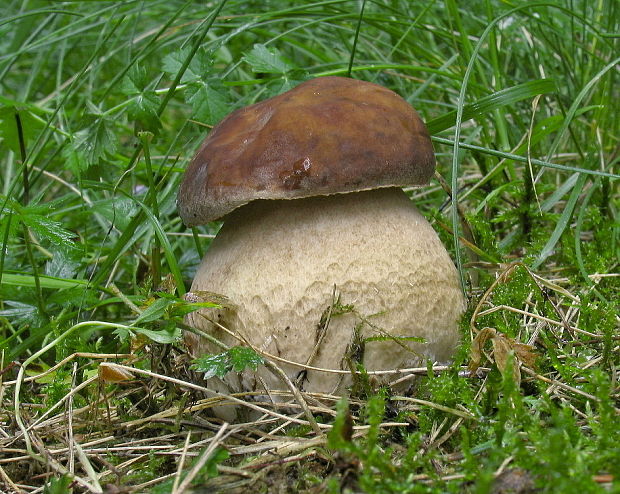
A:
[178,76,435,225]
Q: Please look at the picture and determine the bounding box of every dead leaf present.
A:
[184,290,237,310]
[157,273,177,293]
[99,362,134,383]
[491,335,521,386]
[469,327,498,371]
[469,327,537,386]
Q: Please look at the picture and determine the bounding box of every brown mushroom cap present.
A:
[178,76,435,226]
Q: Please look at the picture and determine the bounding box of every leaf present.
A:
[228,346,264,372]
[203,447,229,478]
[491,335,520,385]
[261,76,307,97]
[133,297,174,325]
[43,474,73,494]
[426,79,557,134]
[61,144,86,175]
[48,286,97,308]
[23,216,70,244]
[162,47,190,78]
[469,327,497,371]
[132,325,182,344]
[0,301,37,325]
[128,90,161,133]
[22,214,76,246]
[162,46,214,83]
[0,104,46,154]
[1,197,76,248]
[63,113,117,174]
[186,81,230,126]
[184,290,236,310]
[532,173,588,269]
[45,244,82,279]
[121,66,161,133]
[169,300,222,318]
[191,346,264,379]
[120,64,150,94]
[327,398,354,450]
[243,44,296,74]
[193,352,230,379]
[473,182,516,215]
[99,362,134,383]
[91,196,139,230]
[0,273,88,289]
[0,199,20,241]
[469,327,537,385]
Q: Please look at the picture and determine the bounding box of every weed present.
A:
[0,0,617,492]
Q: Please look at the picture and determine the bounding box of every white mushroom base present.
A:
[185,188,464,415]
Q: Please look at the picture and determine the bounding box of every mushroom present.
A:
[179,76,464,415]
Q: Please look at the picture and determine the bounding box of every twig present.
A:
[172,431,192,493]
[173,423,229,493]
[391,396,478,421]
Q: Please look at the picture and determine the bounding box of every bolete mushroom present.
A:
[179,76,464,415]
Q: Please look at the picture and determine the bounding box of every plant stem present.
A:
[347,0,367,78]
[139,131,161,287]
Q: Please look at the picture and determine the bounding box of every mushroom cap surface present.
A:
[178,76,435,225]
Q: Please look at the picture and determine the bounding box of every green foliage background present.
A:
[0,0,618,492]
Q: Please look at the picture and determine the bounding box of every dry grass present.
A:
[1,263,617,493]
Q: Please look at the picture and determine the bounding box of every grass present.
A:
[0,0,618,492]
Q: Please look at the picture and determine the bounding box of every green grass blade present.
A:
[426,79,557,135]
[531,173,587,269]
[0,273,88,290]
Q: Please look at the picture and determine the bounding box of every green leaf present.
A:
[162,46,213,83]
[203,447,229,478]
[22,213,75,246]
[127,90,161,133]
[473,182,516,215]
[0,273,88,290]
[122,66,161,133]
[0,104,46,154]
[0,200,19,242]
[243,44,296,74]
[45,244,82,279]
[91,197,139,230]
[63,111,117,174]
[1,198,76,248]
[162,47,190,78]
[133,325,182,344]
[262,76,308,99]
[228,346,264,372]
[133,297,174,325]
[192,352,230,379]
[426,79,557,134]
[0,301,37,325]
[186,81,230,126]
[327,398,354,450]
[43,473,73,494]
[120,64,150,94]
[61,144,85,175]
[191,346,264,379]
[169,300,222,318]
[532,173,588,269]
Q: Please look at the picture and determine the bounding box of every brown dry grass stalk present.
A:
[1,266,617,492]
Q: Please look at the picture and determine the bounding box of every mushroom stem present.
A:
[186,187,464,408]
